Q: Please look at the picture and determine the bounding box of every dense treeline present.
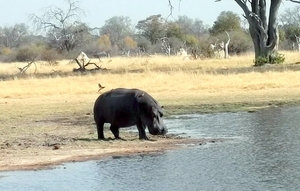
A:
[0,1,299,63]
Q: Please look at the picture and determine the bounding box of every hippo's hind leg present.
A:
[137,121,148,140]
[110,125,120,139]
[95,118,105,140]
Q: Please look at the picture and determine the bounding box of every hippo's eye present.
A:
[159,111,163,117]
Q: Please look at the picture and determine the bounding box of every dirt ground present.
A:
[0,110,221,171]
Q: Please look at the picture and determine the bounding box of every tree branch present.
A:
[259,0,267,30]
[167,0,174,20]
[287,0,300,3]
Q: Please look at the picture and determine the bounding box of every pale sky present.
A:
[0,0,296,29]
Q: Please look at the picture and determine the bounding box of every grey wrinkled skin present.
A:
[93,88,167,140]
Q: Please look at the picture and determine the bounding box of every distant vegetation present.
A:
[0,0,300,65]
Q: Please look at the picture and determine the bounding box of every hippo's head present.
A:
[137,93,168,136]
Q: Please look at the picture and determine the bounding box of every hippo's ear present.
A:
[135,93,145,105]
[138,93,145,97]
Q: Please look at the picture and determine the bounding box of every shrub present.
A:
[254,53,285,66]
[16,47,39,62]
[228,31,253,55]
[40,49,59,65]
[270,53,285,64]
[0,47,17,62]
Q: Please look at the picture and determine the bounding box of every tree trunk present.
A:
[235,0,282,66]
[224,31,230,59]
[249,26,277,61]
[296,35,300,51]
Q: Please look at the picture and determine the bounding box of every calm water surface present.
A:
[1,106,300,191]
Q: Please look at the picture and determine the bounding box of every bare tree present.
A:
[30,0,89,52]
[0,24,28,48]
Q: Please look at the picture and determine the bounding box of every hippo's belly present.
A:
[104,107,138,127]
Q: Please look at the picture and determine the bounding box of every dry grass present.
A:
[1,51,300,104]
[0,50,298,74]
[0,52,300,116]
[0,51,299,124]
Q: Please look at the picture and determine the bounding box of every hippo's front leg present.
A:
[136,121,148,140]
[110,125,120,139]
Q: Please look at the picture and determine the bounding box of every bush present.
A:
[16,47,40,62]
[270,53,285,64]
[196,31,253,58]
[40,49,59,65]
[254,53,285,66]
[0,47,17,62]
[197,35,221,58]
[228,31,253,55]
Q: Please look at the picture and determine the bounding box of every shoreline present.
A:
[0,136,221,172]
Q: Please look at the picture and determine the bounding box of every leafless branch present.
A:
[30,0,83,32]
[287,0,300,3]
[167,0,174,20]
[17,61,37,74]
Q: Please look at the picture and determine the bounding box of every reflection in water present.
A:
[1,107,300,191]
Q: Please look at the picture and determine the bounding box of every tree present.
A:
[97,34,112,52]
[183,34,199,50]
[166,22,184,39]
[122,36,137,50]
[176,15,194,35]
[100,16,133,46]
[280,6,300,26]
[191,19,209,37]
[279,5,300,48]
[136,14,166,44]
[46,23,92,52]
[215,0,284,65]
[169,1,287,65]
[176,16,208,37]
[30,0,91,52]
[209,11,242,36]
[0,23,28,48]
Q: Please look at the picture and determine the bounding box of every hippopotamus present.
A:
[93,88,167,140]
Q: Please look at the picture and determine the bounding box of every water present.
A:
[1,107,300,191]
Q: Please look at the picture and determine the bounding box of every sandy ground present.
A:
[0,106,222,171]
[0,133,220,171]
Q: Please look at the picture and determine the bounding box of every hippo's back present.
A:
[93,88,140,127]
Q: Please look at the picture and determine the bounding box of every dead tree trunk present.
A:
[17,61,37,74]
[224,31,230,59]
[158,37,171,56]
[73,52,103,72]
[295,35,300,51]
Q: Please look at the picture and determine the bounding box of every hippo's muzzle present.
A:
[148,125,168,135]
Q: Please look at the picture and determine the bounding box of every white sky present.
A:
[0,0,296,29]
